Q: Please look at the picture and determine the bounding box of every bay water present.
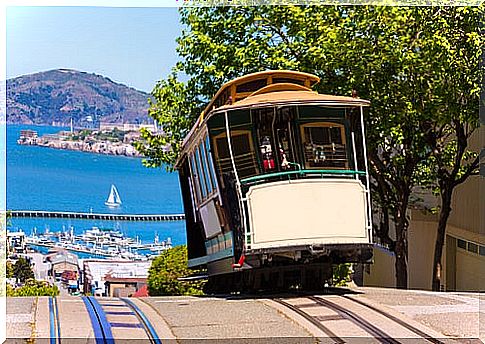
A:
[6,125,186,246]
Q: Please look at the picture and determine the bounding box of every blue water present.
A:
[6,125,186,246]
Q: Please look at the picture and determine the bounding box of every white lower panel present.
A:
[200,200,222,238]
[246,179,369,250]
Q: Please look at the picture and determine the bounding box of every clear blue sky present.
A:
[7,6,183,92]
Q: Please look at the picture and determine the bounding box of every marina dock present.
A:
[10,210,185,222]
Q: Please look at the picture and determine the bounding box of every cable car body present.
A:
[175,71,373,290]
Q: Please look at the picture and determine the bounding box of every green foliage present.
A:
[93,129,125,142]
[13,257,34,283]
[6,261,14,279]
[147,245,205,296]
[4,209,11,228]
[7,279,59,297]
[333,264,352,287]
[134,74,201,170]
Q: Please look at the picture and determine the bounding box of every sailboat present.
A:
[105,184,122,207]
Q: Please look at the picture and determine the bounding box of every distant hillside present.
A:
[7,69,152,126]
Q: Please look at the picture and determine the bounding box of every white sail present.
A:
[105,184,122,207]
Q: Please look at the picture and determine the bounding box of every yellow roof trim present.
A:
[248,83,312,97]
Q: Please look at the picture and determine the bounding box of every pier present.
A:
[10,210,185,222]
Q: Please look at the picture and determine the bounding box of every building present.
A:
[123,130,141,143]
[99,122,157,133]
[99,122,124,132]
[17,130,38,145]
[83,260,150,296]
[104,275,147,297]
[46,250,79,281]
[19,130,38,139]
[363,129,483,291]
[7,231,26,254]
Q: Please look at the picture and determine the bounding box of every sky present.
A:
[7,6,183,92]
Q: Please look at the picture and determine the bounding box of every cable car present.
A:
[175,70,373,291]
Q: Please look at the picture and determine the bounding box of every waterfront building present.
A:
[24,252,50,280]
[104,275,147,297]
[99,122,124,131]
[83,260,150,296]
[46,249,79,281]
[7,231,26,254]
[17,130,38,145]
[99,121,157,133]
[19,129,38,139]
[123,130,141,143]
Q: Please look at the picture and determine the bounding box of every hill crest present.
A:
[7,69,152,126]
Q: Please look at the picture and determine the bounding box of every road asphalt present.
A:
[5,287,483,343]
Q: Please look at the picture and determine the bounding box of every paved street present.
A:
[5,287,484,343]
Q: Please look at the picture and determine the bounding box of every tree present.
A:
[139,6,482,288]
[13,257,34,283]
[6,261,14,279]
[133,75,201,170]
[147,245,205,296]
[418,7,482,291]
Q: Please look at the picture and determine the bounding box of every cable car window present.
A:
[255,109,278,173]
[273,77,304,86]
[300,122,348,169]
[236,79,267,93]
[199,140,213,194]
[189,154,202,203]
[254,107,297,174]
[204,136,217,191]
[194,146,208,199]
[213,131,258,180]
[298,106,345,119]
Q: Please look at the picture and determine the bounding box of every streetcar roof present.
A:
[203,70,321,114]
[176,71,370,167]
[214,89,370,112]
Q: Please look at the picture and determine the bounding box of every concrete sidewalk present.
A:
[349,287,484,341]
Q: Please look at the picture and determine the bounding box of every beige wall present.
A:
[407,219,438,290]
[455,249,485,291]
[363,245,395,288]
[52,262,78,274]
[447,175,481,235]
[109,284,136,297]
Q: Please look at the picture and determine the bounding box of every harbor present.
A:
[12,226,173,261]
[7,124,186,297]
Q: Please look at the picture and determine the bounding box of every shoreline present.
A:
[17,126,147,158]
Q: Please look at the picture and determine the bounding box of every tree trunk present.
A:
[394,223,408,289]
[394,192,410,289]
[432,186,453,291]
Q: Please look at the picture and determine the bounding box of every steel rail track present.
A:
[276,294,441,344]
[274,298,345,344]
[48,297,61,344]
[310,296,400,344]
[341,295,445,344]
[120,298,163,344]
[82,296,114,344]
